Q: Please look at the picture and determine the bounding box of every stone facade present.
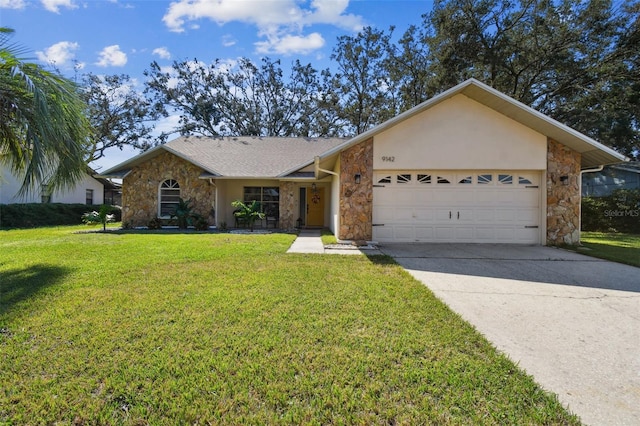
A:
[547,138,581,245]
[122,151,215,227]
[339,139,373,241]
[278,181,296,230]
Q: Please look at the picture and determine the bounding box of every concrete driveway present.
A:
[379,243,640,426]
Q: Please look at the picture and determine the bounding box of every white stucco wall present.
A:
[218,179,332,228]
[0,167,103,204]
[53,174,104,204]
[373,94,547,170]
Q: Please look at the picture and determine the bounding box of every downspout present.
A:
[209,178,218,227]
[578,165,604,241]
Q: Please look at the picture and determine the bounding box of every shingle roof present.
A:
[100,135,347,178]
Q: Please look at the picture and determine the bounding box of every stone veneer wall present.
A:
[339,139,373,241]
[278,181,296,230]
[122,151,215,227]
[547,138,581,245]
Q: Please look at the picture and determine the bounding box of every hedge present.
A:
[0,203,122,229]
[581,189,640,234]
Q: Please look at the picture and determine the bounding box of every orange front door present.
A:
[306,187,324,227]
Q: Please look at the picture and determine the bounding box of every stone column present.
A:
[279,181,296,230]
[339,139,373,241]
[547,139,581,245]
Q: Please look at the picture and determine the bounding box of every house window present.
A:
[243,186,279,218]
[159,179,180,217]
[85,189,94,205]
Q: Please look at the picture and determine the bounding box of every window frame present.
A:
[243,186,280,218]
[158,179,181,218]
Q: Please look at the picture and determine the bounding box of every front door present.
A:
[306,187,324,227]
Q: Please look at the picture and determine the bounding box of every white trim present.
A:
[158,179,180,218]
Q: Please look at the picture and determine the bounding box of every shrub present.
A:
[582,189,640,233]
[193,215,210,231]
[147,217,163,230]
[0,203,121,229]
[81,205,116,231]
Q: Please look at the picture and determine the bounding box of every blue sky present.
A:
[1,0,434,170]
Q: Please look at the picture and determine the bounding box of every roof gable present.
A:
[319,79,627,169]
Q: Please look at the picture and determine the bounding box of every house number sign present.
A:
[381,156,395,162]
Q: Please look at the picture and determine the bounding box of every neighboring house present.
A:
[582,163,640,197]
[0,166,113,205]
[100,79,626,245]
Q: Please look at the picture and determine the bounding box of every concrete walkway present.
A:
[286,229,326,253]
[381,243,640,426]
[286,229,380,255]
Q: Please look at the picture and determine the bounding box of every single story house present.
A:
[0,166,116,205]
[582,162,640,197]
[100,79,627,245]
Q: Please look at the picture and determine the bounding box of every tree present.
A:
[82,73,159,162]
[395,0,639,158]
[144,57,337,138]
[0,27,90,195]
[144,58,225,139]
[331,26,396,135]
[385,24,436,112]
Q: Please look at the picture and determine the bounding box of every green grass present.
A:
[579,232,640,267]
[320,228,338,245]
[1,226,580,424]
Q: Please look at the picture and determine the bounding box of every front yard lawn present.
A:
[1,226,579,424]
[580,232,640,267]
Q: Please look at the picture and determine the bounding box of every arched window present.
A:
[159,179,180,217]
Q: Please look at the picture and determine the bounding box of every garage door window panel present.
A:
[498,174,513,184]
[418,174,432,184]
[397,174,412,184]
[478,174,493,184]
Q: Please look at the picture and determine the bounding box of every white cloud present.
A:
[41,0,77,13]
[96,45,127,67]
[35,41,79,67]
[153,47,171,60]
[0,0,26,9]
[255,32,324,55]
[221,34,236,47]
[162,0,363,55]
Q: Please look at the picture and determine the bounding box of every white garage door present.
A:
[372,171,541,244]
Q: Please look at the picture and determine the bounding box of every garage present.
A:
[372,170,542,243]
[321,79,626,245]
